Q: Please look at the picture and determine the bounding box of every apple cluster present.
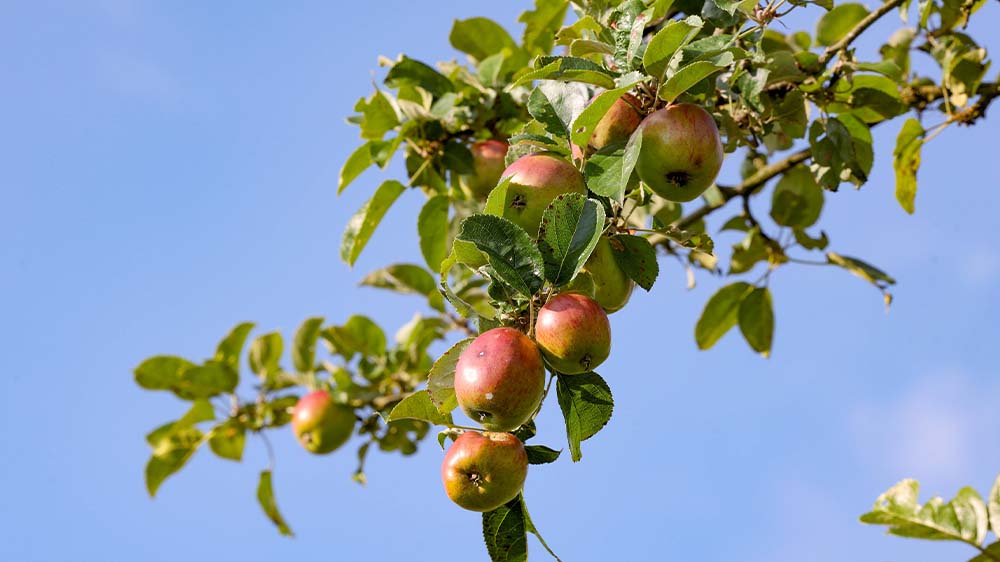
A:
[438,97,722,512]
[290,96,723,513]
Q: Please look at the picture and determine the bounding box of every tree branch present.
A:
[817,0,907,67]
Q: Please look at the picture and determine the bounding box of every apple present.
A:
[291,390,355,454]
[459,140,509,199]
[534,293,611,374]
[568,236,633,313]
[635,103,724,202]
[589,93,643,151]
[499,153,587,236]
[454,327,545,431]
[441,431,527,512]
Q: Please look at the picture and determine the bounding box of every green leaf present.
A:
[527,82,588,140]
[538,194,605,286]
[988,475,1000,536]
[208,419,246,461]
[339,142,373,194]
[519,0,569,56]
[893,118,924,214]
[171,361,238,400]
[608,234,659,291]
[456,214,545,298]
[145,427,204,497]
[340,180,406,266]
[323,315,387,359]
[695,282,753,350]
[292,316,324,373]
[658,60,726,103]
[482,496,528,562]
[860,479,988,546]
[384,56,454,97]
[249,332,283,377]
[257,470,293,536]
[525,445,562,465]
[643,16,704,79]
[793,229,830,250]
[450,17,517,61]
[770,165,824,228]
[353,89,399,140]
[214,322,254,375]
[428,337,474,415]
[513,56,617,89]
[738,287,774,357]
[145,400,215,447]
[360,263,445,312]
[388,390,453,426]
[584,132,643,202]
[815,3,870,46]
[826,252,896,287]
[135,356,194,391]
[556,372,614,462]
[418,194,450,273]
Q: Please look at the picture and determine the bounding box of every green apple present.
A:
[454,327,545,431]
[458,140,509,199]
[499,153,587,236]
[291,390,355,454]
[635,103,724,202]
[568,235,633,313]
[534,293,611,374]
[441,431,527,512]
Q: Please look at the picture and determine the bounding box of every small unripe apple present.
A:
[291,390,355,454]
[588,93,643,151]
[635,103,724,202]
[535,293,611,374]
[454,327,545,431]
[459,140,509,199]
[568,236,633,313]
[500,153,587,236]
[441,431,527,512]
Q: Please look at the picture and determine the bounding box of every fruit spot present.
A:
[665,171,691,187]
[579,353,593,371]
[478,350,485,357]
[472,410,492,423]
[485,393,494,400]
[511,194,527,210]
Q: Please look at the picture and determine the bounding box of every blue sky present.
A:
[2,1,999,561]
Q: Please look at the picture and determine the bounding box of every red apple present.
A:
[635,103,724,202]
[499,153,587,236]
[534,293,611,374]
[589,93,643,151]
[291,390,355,454]
[441,431,527,512]
[454,327,545,431]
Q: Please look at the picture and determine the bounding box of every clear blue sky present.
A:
[2,2,999,561]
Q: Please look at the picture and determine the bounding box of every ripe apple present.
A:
[588,93,643,151]
[441,431,527,512]
[499,153,587,236]
[534,293,611,374]
[459,140,509,199]
[454,327,545,431]
[568,236,633,313]
[291,390,355,454]
[635,103,724,202]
